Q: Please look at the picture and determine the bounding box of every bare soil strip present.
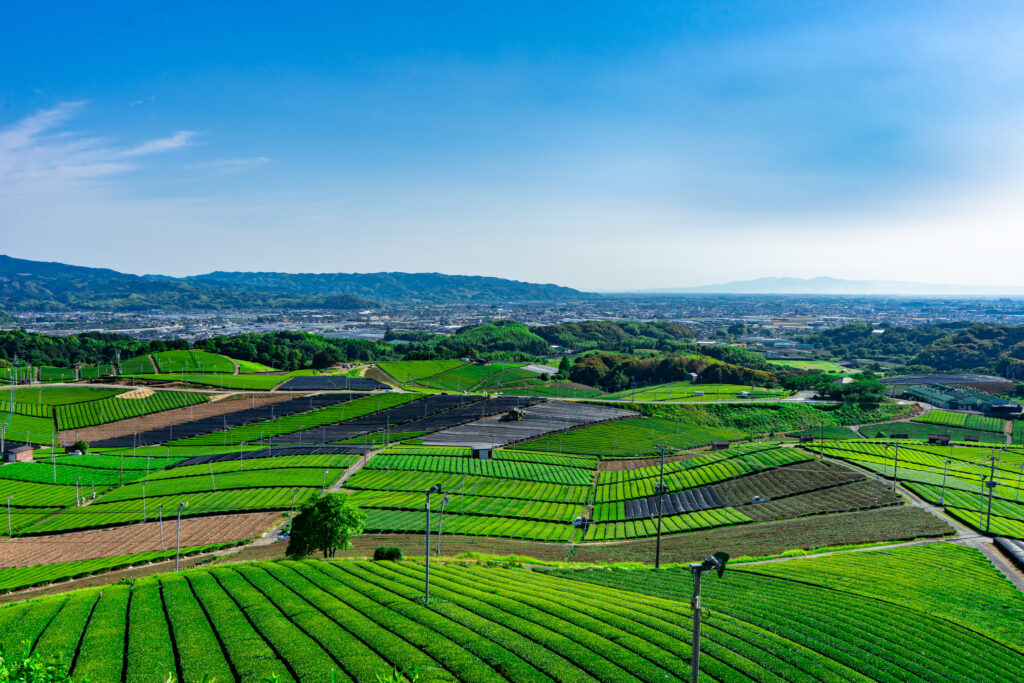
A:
[57,392,300,443]
[0,511,282,568]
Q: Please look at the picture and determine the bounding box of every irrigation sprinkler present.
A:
[158,504,164,549]
[240,442,244,471]
[209,463,216,492]
[175,502,188,570]
[5,496,12,535]
[436,494,451,555]
[423,484,442,602]
[688,552,729,683]
[76,477,81,507]
[322,469,329,493]
[142,482,147,522]
[290,488,299,519]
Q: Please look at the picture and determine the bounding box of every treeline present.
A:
[394,320,706,361]
[567,352,775,391]
[195,332,394,370]
[0,330,185,368]
[0,330,395,371]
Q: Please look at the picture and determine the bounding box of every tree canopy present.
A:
[286,493,366,559]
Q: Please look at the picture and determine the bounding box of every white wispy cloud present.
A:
[185,156,271,172]
[118,130,197,157]
[0,103,197,194]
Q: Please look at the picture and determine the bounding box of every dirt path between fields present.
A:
[57,391,300,443]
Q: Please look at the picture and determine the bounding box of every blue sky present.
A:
[2,2,1023,290]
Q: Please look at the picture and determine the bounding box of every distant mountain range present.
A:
[645,276,1024,296]
[0,255,592,311]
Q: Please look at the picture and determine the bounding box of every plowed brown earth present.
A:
[364,366,397,384]
[0,511,281,568]
[57,392,301,443]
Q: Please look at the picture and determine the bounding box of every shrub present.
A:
[73,439,89,454]
[0,644,74,682]
[373,546,404,561]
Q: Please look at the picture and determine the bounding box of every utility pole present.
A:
[892,441,900,487]
[654,443,667,569]
[985,456,998,534]
[940,460,951,506]
[175,502,187,570]
[5,496,12,536]
[158,504,164,549]
[689,553,729,683]
[423,484,441,602]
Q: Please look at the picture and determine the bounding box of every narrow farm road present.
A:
[329,445,384,491]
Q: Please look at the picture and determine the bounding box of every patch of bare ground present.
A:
[364,366,398,384]
[0,511,282,568]
[57,392,301,443]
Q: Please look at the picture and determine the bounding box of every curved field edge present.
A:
[0,545,1020,682]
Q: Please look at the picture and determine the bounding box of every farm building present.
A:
[2,444,35,464]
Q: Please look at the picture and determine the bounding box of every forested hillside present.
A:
[0,255,590,310]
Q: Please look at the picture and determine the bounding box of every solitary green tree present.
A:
[286,493,366,559]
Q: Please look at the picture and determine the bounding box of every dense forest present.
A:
[567,352,775,391]
[532,320,696,353]
[803,321,1024,377]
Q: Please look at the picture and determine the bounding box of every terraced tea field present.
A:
[862,419,1008,444]
[19,452,356,534]
[816,439,1024,538]
[55,390,209,429]
[170,392,416,445]
[377,360,468,383]
[346,445,590,541]
[520,415,741,456]
[912,409,1007,433]
[0,542,1019,682]
[418,362,529,392]
[603,382,792,402]
[124,372,293,390]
